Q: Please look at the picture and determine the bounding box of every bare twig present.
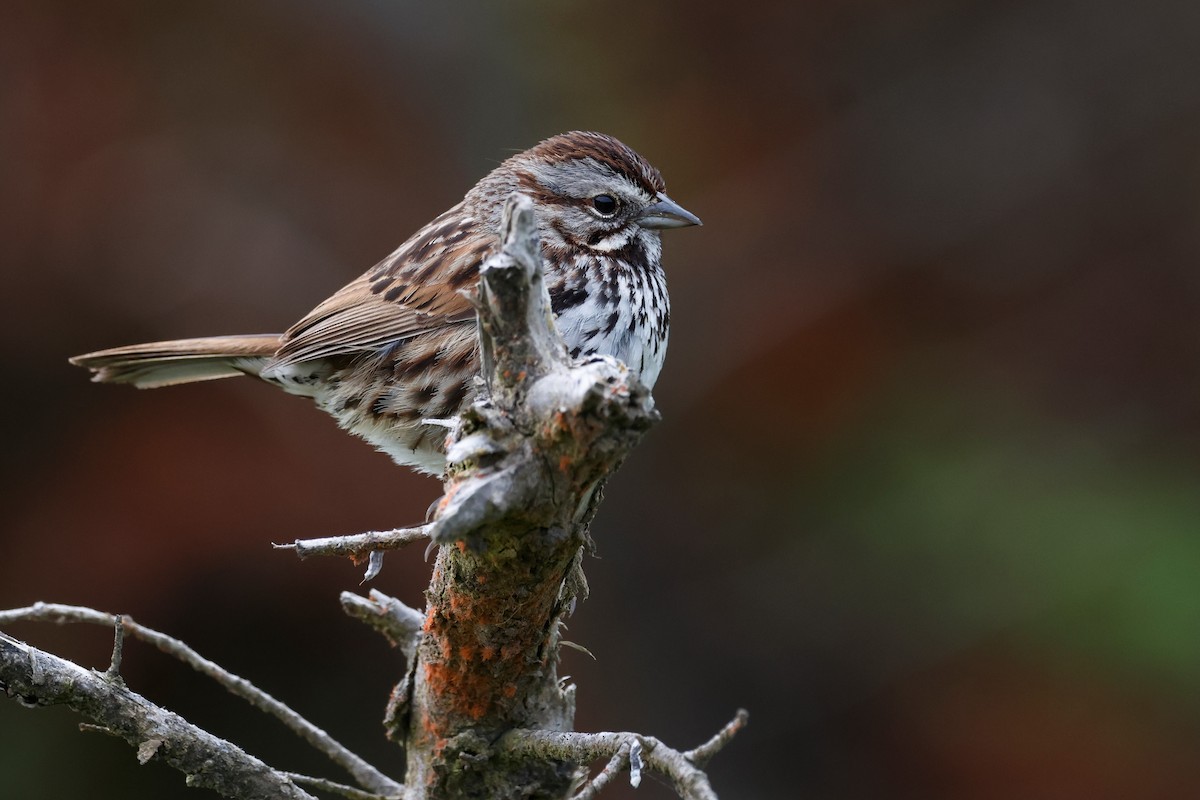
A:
[0,631,318,800]
[282,772,400,800]
[274,525,431,561]
[683,708,749,768]
[0,603,401,797]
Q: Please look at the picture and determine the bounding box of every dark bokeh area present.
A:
[4,1,1200,797]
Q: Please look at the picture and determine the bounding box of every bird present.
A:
[70,131,701,475]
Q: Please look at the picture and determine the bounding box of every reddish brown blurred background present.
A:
[4,1,1200,798]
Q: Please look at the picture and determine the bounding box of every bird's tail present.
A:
[69,334,283,389]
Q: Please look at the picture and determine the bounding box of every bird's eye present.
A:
[591,194,619,217]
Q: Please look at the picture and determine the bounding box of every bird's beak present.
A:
[638,192,702,229]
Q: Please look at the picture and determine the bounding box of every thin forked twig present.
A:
[0,602,401,797]
[572,740,632,800]
[499,708,749,800]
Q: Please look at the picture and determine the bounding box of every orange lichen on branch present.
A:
[421,656,497,732]
[414,545,576,743]
[448,592,468,616]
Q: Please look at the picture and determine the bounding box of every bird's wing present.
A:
[270,204,495,368]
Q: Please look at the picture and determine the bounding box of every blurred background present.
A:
[3,0,1200,797]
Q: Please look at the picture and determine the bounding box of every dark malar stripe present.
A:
[611,239,651,272]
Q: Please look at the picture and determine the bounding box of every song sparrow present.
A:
[71,131,700,474]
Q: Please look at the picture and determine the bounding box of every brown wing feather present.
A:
[270,203,494,368]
